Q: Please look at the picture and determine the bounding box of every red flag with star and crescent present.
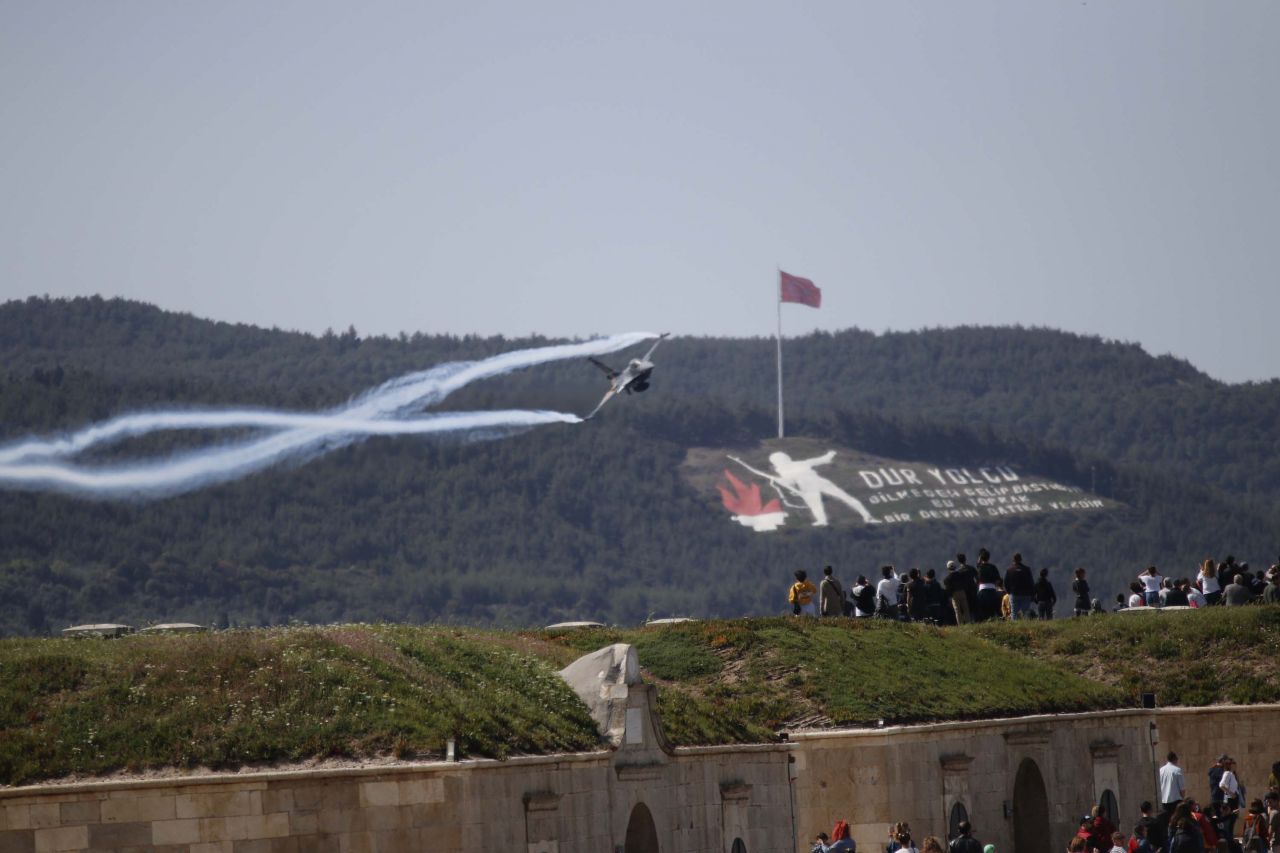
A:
[779,270,821,308]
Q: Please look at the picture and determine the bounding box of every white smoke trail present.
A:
[0,333,656,499]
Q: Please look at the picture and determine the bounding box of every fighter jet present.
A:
[583,333,669,420]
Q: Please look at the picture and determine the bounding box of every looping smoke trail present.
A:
[0,333,657,500]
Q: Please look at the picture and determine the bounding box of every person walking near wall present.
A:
[1241,800,1268,853]
[1211,756,1230,809]
[1161,753,1188,812]
[949,821,981,853]
[1262,792,1279,853]
[1168,803,1206,853]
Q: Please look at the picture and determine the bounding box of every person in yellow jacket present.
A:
[789,569,817,616]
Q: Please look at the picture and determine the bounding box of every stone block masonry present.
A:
[2,692,1277,852]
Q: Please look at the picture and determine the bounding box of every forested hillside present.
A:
[0,296,1276,636]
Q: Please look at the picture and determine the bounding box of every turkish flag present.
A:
[779,271,821,308]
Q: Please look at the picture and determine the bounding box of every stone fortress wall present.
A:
[1,643,1277,853]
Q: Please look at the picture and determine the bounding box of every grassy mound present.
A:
[0,625,599,786]
[2,607,1278,786]
[541,618,1126,744]
[973,606,1280,706]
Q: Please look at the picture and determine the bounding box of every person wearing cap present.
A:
[983,845,997,853]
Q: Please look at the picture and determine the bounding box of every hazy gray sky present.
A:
[2,2,1277,382]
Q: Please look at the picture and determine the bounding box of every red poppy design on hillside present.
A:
[718,470,781,516]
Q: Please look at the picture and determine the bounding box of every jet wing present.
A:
[587,357,619,379]
[639,332,670,362]
[583,387,619,420]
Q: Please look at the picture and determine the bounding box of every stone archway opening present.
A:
[625,802,660,853]
[1100,789,1119,825]
[1014,758,1051,853]
[949,802,969,841]
[730,839,747,853]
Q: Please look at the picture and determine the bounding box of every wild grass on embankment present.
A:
[972,605,1280,706]
[0,625,599,786]
[541,617,1126,746]
[3,607,1278,787]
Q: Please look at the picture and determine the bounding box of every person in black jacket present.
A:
[924,568,948,625]
[1034,568,1057,620]
[1072,568,1091,617]
[948,821,981,853]
[975,549,1002,622]
[1004,553,1036,620]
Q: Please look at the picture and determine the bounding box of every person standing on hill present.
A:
[1141,566,1164,606]
[877,565,900,619]
[975,549,1002,622]
[944,561,972,625]
[1165,580,1191,608]
[1004,553,1036,620]
[1072,568,1092,617]
[906,569,929,622]
[790,570,817,616]
[851,575,876,618]
[1262,574,1280,605]
[1198,560,1222,606]
[820,565,847,618]
[924,569,949,625]
[1034,568,1058,619]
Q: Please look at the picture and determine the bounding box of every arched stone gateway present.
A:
[1013,758,1051,853]
[625,802,660,853]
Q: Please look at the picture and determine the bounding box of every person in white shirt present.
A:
[1128,582,1145,609]
[1141,567,1164,606]
[1108,831,1128,853]
[876,565,900,618]
[1220,757,1241,804]
[1159,752,1186,810]
[1198,559,1222,605]
[1187,585,1207,608]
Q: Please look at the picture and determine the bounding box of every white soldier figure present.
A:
[732,450,879,526]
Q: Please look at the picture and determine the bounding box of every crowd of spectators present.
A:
[1147,752,1280,853]
[787,554,1280,624]
[809,755,1280,853]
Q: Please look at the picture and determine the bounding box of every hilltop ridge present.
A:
[0,297,1276,635]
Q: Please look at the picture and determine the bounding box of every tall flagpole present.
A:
[775,266,784,439]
